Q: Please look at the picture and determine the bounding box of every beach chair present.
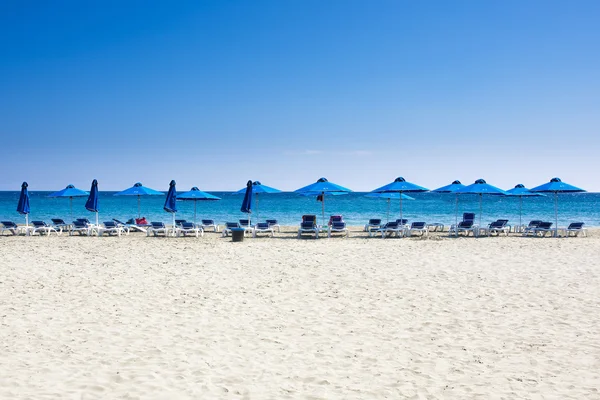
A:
[266,219,281,232]
[178,222,202,238]
[456,221,475,236]
[487,220,510,236]
[253,222,274,238]
[201,219,220,232]
[522,220,543,236]
[426,223,444,232]
[70,220,91,236]
[328,221,348,238]
[0,221,20,236]
[364,219,382,232]
[406,222,428,237]
[222,222,242,237]
[175,219,187,226]
[298,220,319,238]
[374,221,405,238]
[566,222,587,237]
[31,220,62,236]
[111,219,131,234]
[395,219,409,227]
[113,218,143,233]
[147,222,168,237]
[533,222,554,237]
[51,218,71,231]
[97,221,124,237]
[328,215,343,226]
[463,213,475,223]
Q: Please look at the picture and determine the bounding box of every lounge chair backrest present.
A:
[302,215,317,223]
[538,222,553,229]
[301,221,315,229]
[368,219,381,225]
[528,220,542,227]
[256,222,269,229]
[489,220,504,228]
[329,215,343,225]
[73,220,87,228]
[2,221,17,228]
[151,222,165,228]
[463,213,475,222]
[32,221,46,227]
[332,221,346,229]
[266,219,277,224]
[384,221,399,229]
[567,222,584,229]
[104,221,117,228]
[202,219,214,224]
[175,219,187,225]
[52,219,66,225]
[411,222,426,229]
[239,219,250,226]
[458,221,473,228]
[396,219,408,225]
[226,222,240,229]
[181,222,195,229]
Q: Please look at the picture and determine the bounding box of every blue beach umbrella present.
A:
[295,177,352,226]
[433,180,465,232]
[455,179,508,229]
[85,179,99,227]
[177,187,221,224]
[369,177,428,223]
[530,177,585,236]
[365,192,415,223]
[240,180,253,225]
[234,181,281,221]
[506,184,545,228]
[17,182,31,228]
[114,182,164,218]
[48,184,89,220]
[164,180,178,231]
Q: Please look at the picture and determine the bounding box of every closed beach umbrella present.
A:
[365,192,415,223]
[177,187,221,224]
[433,180,465,234]
[530,177,585,237]
[114,182,164,218]
[48,184,89,220]
[506,184,545,229]
[234,181,281,221]
[163,180,178,232]
[455,179,508,229]
[240,180,253,225]
[17,181,31,229]
[295,177,352,226]
[369,177,428,223]
[85,179,99,227]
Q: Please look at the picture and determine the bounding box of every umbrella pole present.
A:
[554,192,558,237]
[479,194,482,227]
[519,196,523,230]
[256,194,260,222]
[194,201,197,225]
[138,196,141,218]
[387,199,390,223]
[173,213,176,237]
[400,194,403,223]
[455,193,459,237]
[96,212,99,234]
[322,192,325,227]
[26,214,29,236]
[70,197,73,221]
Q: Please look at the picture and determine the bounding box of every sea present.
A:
[1,191,599,227]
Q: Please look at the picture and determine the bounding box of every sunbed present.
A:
[97,221,124,237]
[266,219,281,232]
[375,221,405,238]
[51,218,71,231]
[298,216,319,238]
[522,220,543,236]
[406,222,428,237]
[147,222,168,237]
[222,222,243,237]
[487,220,510,236]
[328,221,348,238]
[31,220,62,236]
[566,222,587,237]
[253,222,274,238]
[178,222,202,238]
[70,220,91,236]
[456,221,475,236]
[533,222,554,237]
[0,221,20,236]
[364,219,382,232]
[114,218,143,233]
[201,219,220,232]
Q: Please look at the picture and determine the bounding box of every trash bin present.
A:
[231,228,245,242]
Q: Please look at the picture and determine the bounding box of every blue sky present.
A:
[1,0,598,192]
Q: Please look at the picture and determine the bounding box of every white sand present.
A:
[1,229,599,399]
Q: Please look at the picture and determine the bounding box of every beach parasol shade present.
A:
[177,187,221,224]
[455,179,508,228]
[506,184,545,228]
[114,182,164,218]
[235,181,281,221]
[48,184,89,220]
[530,177,585,237]
[365,192,415,222]
[295,177,352,226]
[17,181,31,227]
[85,179,99,227]
[240,180,253,224]
[369,177,428,223]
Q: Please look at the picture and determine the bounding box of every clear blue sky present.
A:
[1,0,598,191]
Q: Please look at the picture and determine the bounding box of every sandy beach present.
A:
[1,228,599,399]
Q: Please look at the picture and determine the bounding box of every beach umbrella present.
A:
[506,184,545,229]
[432,180,465,235]
[234,181,281,221]
[177,187,221,224]
[455,179,508,230]
[240,180,253,225]
[163,180,177,232]
[530,177,585,237]
[369,177,428,223]
[365,192,415,223]
[48,184,89,220]
[294,177,352,226]
[114,182,164,218]
[85,179,99,227]
[17,181,31,229]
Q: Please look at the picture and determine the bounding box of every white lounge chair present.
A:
[222,222,246,237]
[70,220,91,236]
[177,222,203,238]
[298,216,320,238]
[31,220,62,236]
[406,222,428,237]
[328,221,348,238]
[533,222,554,237]
[1,221,20,236]
[374,221,405,238]
[147,222,168,237]
[487,220,510,236]
[266,219,281,233]
[364,219,382,232]
[566,222,587,237]
[253,222,274,238]
[201,219,220,232]
[449,221,475,236]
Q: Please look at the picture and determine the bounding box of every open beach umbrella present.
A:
[177,187,221,224]
[48,184,89,220]
[85,179,99,227]
[369,177,428,223]
[240,180,253,225]
[295,177,352,226]
[365,192,415,223]
[433,180,465,233]
[506,184,545,228]
[163,180,178,231]
[530,177,585,236]
[17,181,31,228]
[234,181,281,221]
[455,179,508,230]
[114,182,164,218]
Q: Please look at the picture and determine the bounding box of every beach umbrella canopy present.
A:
[295,177,352,225]
[163,180,177,231]
[114,182,164,218]
[177,187,221,223]
[17,181,31,227]
[530,177,585,236]
[506,184,545,228]
[85,179,99,227]
[48,184,89,220]
[234,181,281,221]
[369,177,428,222]
[240,180,253,224]
[365,192,415,222]
[455,179,508,228]
[432,180,465,230]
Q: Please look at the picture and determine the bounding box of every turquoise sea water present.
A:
[1,191,599,227]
